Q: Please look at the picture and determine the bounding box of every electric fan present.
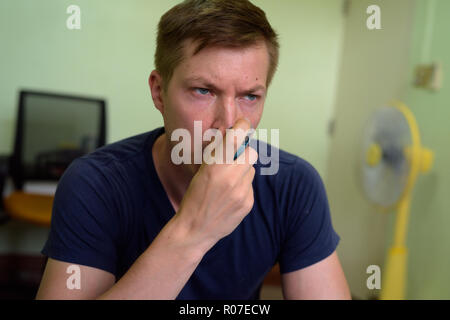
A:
[361,100,434,300]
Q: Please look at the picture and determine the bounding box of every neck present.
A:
[152,132,199,212]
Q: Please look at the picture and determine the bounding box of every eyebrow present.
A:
[184,76,266,94]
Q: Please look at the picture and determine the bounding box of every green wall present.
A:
[402,0,450,299]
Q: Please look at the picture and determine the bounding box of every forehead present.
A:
[173,39,270,86]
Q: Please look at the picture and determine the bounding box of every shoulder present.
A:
[252,140,327,213]
[64,127,161,177]
[56,128,162,200]
[253,139,323,186]
[82,128,161,168]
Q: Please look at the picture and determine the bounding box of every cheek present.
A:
[173,91,213,119]
[165,94,195,125]
[167,94,215,133]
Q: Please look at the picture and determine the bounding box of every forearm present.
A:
[97,215,210,300]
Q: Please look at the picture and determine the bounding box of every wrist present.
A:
[159,213,213,263]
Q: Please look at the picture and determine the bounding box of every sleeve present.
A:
[278,159,340,274]
[41,158,121,277]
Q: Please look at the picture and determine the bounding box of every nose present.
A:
[211,96,243,133]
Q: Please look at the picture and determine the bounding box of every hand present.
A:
[174,118,258,251]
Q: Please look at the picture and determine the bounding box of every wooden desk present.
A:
[3,191,53,227]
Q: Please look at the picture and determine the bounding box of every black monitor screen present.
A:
[14,91,106,183]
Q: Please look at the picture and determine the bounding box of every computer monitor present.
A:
[10,90,106,190]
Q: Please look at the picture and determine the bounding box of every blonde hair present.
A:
[155,0,279,91]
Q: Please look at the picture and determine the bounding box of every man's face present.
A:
[151,39,270,167]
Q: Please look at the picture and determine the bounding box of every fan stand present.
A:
[380,194,411,300]
[379,101,433,300]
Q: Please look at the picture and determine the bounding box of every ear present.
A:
[149,70,165,114]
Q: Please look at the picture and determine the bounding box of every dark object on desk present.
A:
[1,90,107,226]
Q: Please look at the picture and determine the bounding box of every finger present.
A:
[223,118,252,163]
[235,145,258,167]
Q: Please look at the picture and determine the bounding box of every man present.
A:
[36,0,351,299]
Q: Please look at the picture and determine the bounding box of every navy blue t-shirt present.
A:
[42,126,340,299]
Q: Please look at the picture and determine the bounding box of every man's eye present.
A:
[245,94,258,101]
[195,88,210,95]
